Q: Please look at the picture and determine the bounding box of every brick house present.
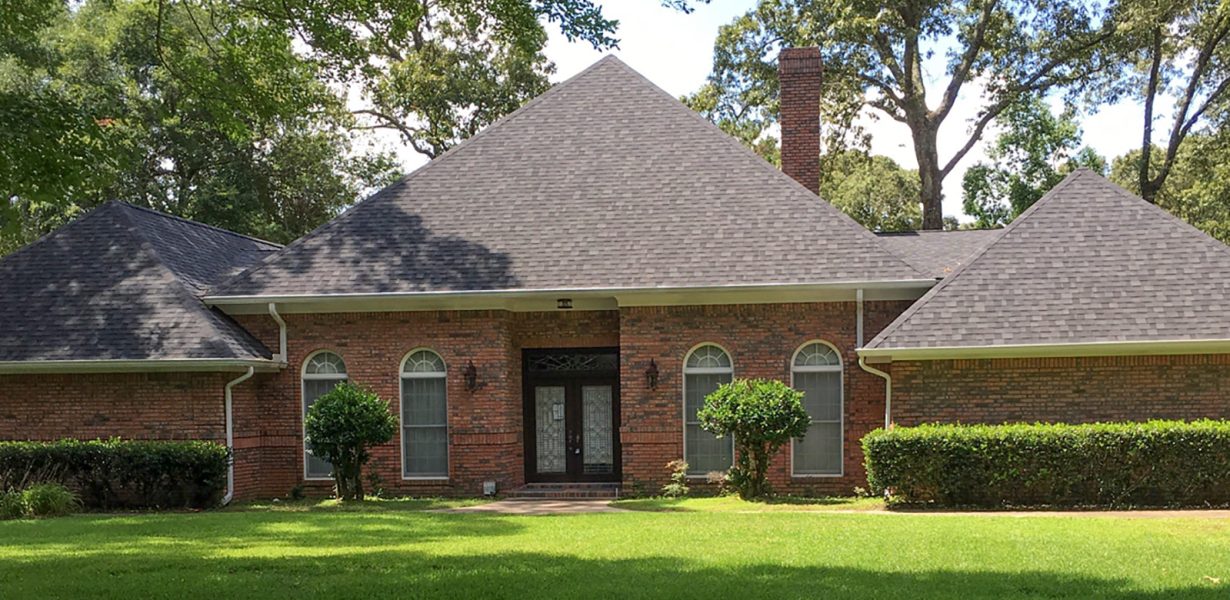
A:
[2,50,1228,501]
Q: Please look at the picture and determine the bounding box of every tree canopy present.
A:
[962,96,1106,228]
[690,0,1116,229]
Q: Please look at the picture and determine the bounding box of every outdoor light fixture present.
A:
[556,298,573,309]
[646,359,659,389]
[464,361,478,392]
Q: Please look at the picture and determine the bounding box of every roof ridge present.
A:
[863,170,1089,349]
[0,202,117,268]
[1094,169,1230,257]
[111,205,264,357]
[116,202,282,249]
[596,56,929,279]
[212,55,631,295]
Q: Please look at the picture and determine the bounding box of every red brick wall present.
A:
[617,301,910,496]
[0,372,230,442]
[891,355,1230,426]
[233,309,622,498]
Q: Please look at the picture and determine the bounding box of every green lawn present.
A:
[1,499,1227,599]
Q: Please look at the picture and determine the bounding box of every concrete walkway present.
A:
[440,499,627,515]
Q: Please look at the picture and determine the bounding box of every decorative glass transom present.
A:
[685,345,731,370]
[402,350,446,376]
[304,352,346,376]
[794,343,841,368]
[527,352,618,373]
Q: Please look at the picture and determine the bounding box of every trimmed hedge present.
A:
[862,420,1230,508]
[0,439,228,509]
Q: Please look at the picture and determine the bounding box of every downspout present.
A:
[856,289,864,348]
[858,356,892,430]
[222,366,255,505]
[268,303,287,364]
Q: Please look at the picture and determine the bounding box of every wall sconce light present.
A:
[464,361,478,392]
[646,359,659,390]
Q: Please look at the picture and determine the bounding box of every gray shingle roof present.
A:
[212,56,924,298]
[865,170,1230,352]
[876,229,1003,278]
[0,202,279,362]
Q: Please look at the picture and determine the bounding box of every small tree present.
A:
[304,383,396,501]
[697,378,810,499]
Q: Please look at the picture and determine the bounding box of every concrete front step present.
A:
[506,483,621,499]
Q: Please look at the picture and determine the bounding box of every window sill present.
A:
[402,476,450,482]
[791,473,844,479]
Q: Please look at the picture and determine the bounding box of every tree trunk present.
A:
[913,121,945,230]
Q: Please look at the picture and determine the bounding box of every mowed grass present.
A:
[1,498,1228,599]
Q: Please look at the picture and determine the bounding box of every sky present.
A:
[383,0,1154,221]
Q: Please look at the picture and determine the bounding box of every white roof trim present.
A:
[0,358,281,374]
[857,339,1230,361]
[205,279,937,314]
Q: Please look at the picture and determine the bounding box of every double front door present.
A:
[523,349,620,482]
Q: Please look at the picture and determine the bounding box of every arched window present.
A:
[683,344,734,475]
[302,351,347,479]
[401,349,448,478]
[791,341,843,476]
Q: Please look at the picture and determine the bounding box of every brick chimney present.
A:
[778,47,823,195]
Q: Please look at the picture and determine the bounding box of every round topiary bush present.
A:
[304,382,397,501]
[697,378,811,499]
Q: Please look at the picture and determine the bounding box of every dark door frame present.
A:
[522,347,621,483]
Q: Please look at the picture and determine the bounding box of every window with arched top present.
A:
[683,344,734,475]
[401,349,448,478]
[791,341,843,476]
[302,351,347,479]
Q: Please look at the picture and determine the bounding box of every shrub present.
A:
[863,420,1230,508]
[0,491,26,519]
[0,439,228,510]
[661,460,690,498]
[697,378,811,499]
[22,483,79,517]
[304,382,397,501]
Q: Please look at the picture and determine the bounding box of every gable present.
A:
[211,56,925,299]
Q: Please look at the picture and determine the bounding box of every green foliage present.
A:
[690,0,1115,228]
[304,382,397,501]
[1110,135,1230,244]
[0,439,229,509]
[21,483,80,517]
[697,378,810,499]
[660,459,690,498]
[962,96,1107,227]
[820,151,922,231]
[0,490,27,519]
[862,420,1230,507]
[1,0,705,254]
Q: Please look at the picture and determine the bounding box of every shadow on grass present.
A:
[1,545,1222,599]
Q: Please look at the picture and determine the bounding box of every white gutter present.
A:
[204,279,938,305]
[858,338,1230,360]
[858,356,893,430]
[222,366,255,505]
[268,303,288,364]
[0,358,277,374]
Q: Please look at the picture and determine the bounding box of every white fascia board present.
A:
[857,339,1230,361]
[0,358,281,374]
[205,279,938,314]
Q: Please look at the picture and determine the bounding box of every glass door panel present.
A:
[535,386,566,474]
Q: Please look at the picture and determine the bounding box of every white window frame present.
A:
[790,340,845,478]
[682,342,735,478]
[399,348,450,481]
[301,350,348,481]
